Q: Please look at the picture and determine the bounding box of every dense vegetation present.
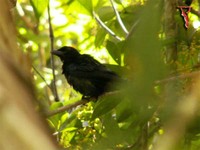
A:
[7,0,200,149]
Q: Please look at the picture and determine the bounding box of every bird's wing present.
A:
[62,54,121,89]
[67,54,120,81]
[66,63,119,94]
[78,54,102,70]
[67,63,119,80]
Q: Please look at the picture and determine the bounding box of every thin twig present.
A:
[110,0,129,35]
[155,70,200,84]
[32,65,52,91]
[47,1,59,101]
[93,11,122,41]
[125,19,140,39]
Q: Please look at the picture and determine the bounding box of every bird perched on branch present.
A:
[52,46,123,98]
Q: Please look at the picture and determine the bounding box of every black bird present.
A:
[52,46,122,98]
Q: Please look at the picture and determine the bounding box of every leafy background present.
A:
[14,0,200,149]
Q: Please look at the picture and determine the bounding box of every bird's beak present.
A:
[51,50,62,56]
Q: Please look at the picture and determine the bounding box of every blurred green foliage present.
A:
[14,0,200,149]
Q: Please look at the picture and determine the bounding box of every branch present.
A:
[47,1,59,101]
[110,0,129,35]
[46,91,120,117]
[46,100,88,117]
[93,11,122,41]
[155,70,200,84]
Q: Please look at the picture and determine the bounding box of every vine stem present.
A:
[93,11,122,41]
[110,0,129,35]
[47,1,59,101]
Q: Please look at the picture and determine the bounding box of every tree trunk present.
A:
[0,1,58,149]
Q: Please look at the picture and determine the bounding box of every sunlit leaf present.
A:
[48,102,64,129]
[92,95,122,119]
[59,109,82,132]
[95,27,107,47]
[76,0,93,15]
[97,6,115,22]
[106,40,121,64]
[29,0,48,20]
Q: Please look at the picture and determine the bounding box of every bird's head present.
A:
[52,46,80,62]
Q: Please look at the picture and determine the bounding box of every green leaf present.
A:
[77,0,93,15]
[95,28,107,47]
[106,40,121,64]
[29,0,48,20]
[63,129,77,144]
[92,95,122,119]
[59,109,82,132]
[59,113,77,132]
[49,102,63,110]
[92,113,124,149]
[97,6,115,22]
[61,127,77,132]
[114,0,123,5]
[116,107,133,123]
[48,102,65,129]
